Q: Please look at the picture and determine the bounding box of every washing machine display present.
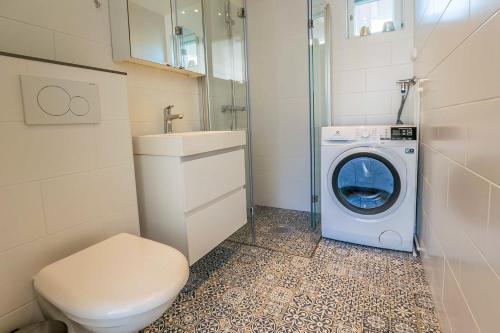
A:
[332,152,401,215]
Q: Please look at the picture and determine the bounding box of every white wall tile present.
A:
[248,0,310,211]
[40,172,98,234]
[0,183,46,252]
[94,120,134,167]
[485,185,500,277]
[420,106,468,165]
[415,0,471,78]
[420,214,445,306]
[24,124,97,181]
[417,2,500,332]
[448,163,489,250]
[363,42,392,68]
[101,212,140,239]
[469,0,500,28]
[466,98,500,184]
[442,262,480,333]
[333,114,366,125]
[129,121,163,137]
[0,301,44,333]
[0,220,105,317]
[0,56,27,122]
[391,39,413,65]
[95,164,138,220]
[54,32,122,71]
[334,46,364,71]
[459,236,500,333]
[0,17,55,60]
[422,178,461,280]
[422,145,449,202]
[366,64,413,92]
[335,91,392,116]
[329,0,414,125]
[0,0,111,46]
[334,69,366,94]
[365,114,397,125]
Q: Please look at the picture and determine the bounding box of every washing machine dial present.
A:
[361,129,370,139]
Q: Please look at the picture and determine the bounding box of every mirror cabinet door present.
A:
[172,0,206,74]
[128,0,175,66]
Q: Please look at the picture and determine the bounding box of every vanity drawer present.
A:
[182,149,245,212]
[185,188,247,264]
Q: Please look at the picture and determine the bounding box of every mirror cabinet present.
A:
[109,0,205,77]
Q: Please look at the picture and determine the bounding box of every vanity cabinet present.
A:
[133,131,247,265]
[109,0,205,77]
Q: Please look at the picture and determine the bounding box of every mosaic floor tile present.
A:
[142,235,441,333]
[228,206,321,257]
[142,204,439,333]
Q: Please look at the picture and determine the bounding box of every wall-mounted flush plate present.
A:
[20,75,101,125]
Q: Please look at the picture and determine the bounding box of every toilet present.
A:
[33,233,189,333]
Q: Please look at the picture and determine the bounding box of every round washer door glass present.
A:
[332,152,401,215]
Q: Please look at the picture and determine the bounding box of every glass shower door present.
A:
[308,0,331,230]
[203,0,254,235]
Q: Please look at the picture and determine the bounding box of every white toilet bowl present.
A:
[33,233,189,333]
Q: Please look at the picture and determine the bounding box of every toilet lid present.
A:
[33,233,189,321]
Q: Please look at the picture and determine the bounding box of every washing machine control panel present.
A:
[390,126,417,140]
[322,126,417,142]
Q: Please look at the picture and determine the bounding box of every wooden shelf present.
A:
[125,58,205,78]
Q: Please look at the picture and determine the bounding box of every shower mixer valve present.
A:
[397,77,417,94]
[395,77,417,124]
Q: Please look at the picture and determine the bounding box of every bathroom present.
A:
[0,0,499,332]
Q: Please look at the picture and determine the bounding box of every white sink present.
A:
[132,131,246,156]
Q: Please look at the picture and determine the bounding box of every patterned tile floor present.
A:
[143,239,441,333]
[229,206,321,257]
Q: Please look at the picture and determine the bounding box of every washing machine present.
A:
[321,125,418,252]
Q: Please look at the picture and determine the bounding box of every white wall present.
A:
[247,0,311,212]
[0,0,202,136]
[0,55,140,332]
[329,0,415,125]
[415,1,500,332]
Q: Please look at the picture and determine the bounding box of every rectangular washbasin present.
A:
[132,131,246,156]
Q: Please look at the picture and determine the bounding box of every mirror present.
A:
[128,0,175,66]
[109,0,205,76]
[173,0,205,74]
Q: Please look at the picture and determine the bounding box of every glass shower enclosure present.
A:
[202,0,330,235]
[203,0,255,237]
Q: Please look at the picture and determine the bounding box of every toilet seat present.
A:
[33,233,189,326]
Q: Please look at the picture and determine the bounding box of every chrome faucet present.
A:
[163,105,184,133]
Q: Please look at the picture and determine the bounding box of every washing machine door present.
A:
[328,146,407,220]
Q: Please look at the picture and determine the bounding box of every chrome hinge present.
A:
[175,26,183,36]
[237,7,245,18]
[247,206,255,217]
[312,195,319,203]
[308,19,314,29]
